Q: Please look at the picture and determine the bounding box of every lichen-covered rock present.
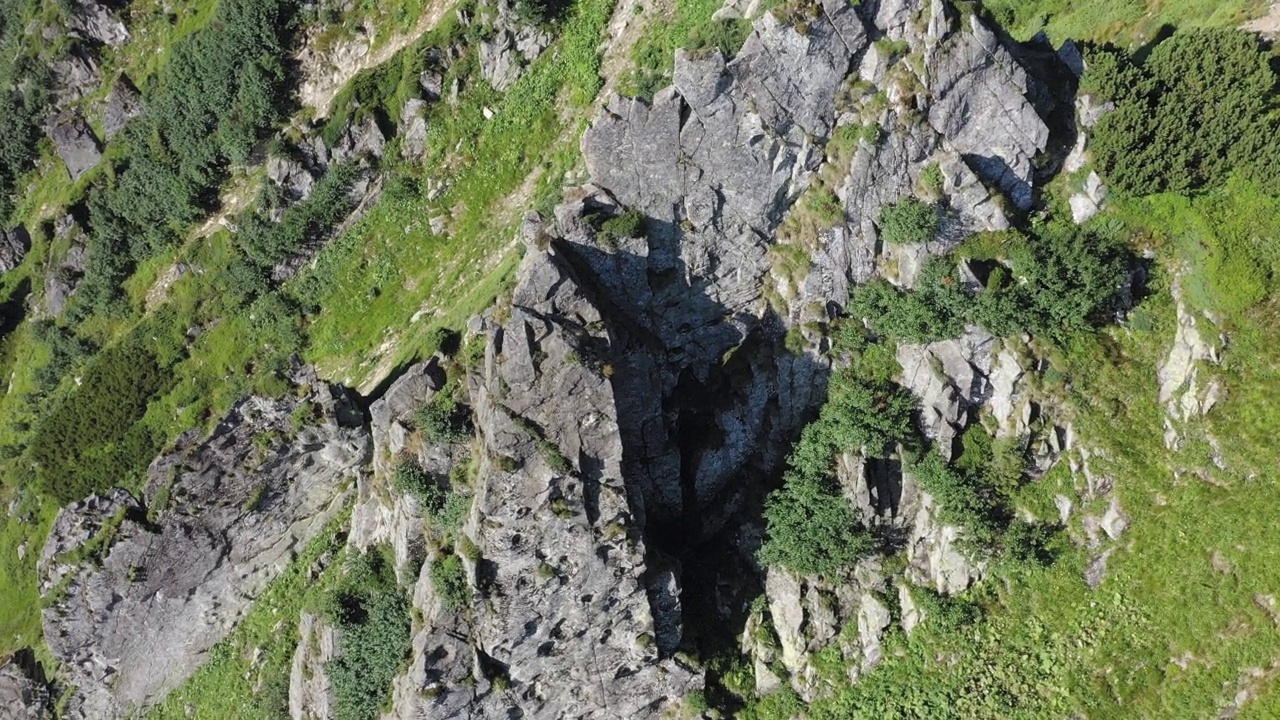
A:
[896,326,995,458]
[39,378,369,719]
[478,0,552,91]
[66,0,129,47]
[376,243,701,719]
[288,612,337,720]
[103,76,142,139]
[400,98,429,160]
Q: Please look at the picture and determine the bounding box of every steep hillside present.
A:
[0,0,1278,718]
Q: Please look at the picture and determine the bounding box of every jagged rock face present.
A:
[38,379,369,719]
[478,0,553,91]
[47,113,102,181]
[834,111,1009,288]
[926,11,1051,209]
[43,228,88,318]
[66,0,129,48]
[896,326,995,459]
[288,612,337,720]
[378,246,700,719]
[0,226,30,274]
[0,649,51,719]
[50,48,101,107]
[103,76,142,140]
[268,155,319,203]
[580,0,867,527]
[330,115,387,164]
[347,358,455,581]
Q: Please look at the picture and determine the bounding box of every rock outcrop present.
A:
[478,0,553,91]
[0,649,51,719]
[0,226,30,274]
[66,0,129,48]
[364,237,702,719]
[102,76,142,140]
[39,377,369,719]
[47,112,102,181]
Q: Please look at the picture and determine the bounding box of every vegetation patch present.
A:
[1084,29,1280,197]
[321,547,413,720]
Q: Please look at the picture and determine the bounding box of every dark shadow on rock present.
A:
[0,277,31,342]
[546,221,833,698]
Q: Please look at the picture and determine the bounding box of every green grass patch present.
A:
[978,0,1267,45]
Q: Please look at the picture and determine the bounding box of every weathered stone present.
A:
[102,76,142,140]
[0,649,51,719]
[0,226,30,274]
[287,613,336,720]
[400,98,429,160]
[330,115,386,163]
[926,14,1050,209]
[267,155,318,203]
[66,0,129,47]
[47,113,102,181]
[478,0,553,91]
[897,327,995,457]
[40,378,368,719]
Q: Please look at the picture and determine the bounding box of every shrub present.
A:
[392,461,446,510]
[1086,29,1280,196]
[846,259,967,344]
[79,0,295,304]
[413,383,473,443]
[850,225,1129,344]
[760,371,916,575]
[877,198,939,245]
[323,549,411,720]
[430,554,470,610]
[760,473,873,576]
[599,208,646,240]
[28,332,175,503]
[0,0,47,221]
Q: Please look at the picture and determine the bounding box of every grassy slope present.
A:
[979,0,1270,44]
[299,0,615,389]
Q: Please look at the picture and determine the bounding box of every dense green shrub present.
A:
[0,0,45,222]
[430,554,470,610]
[907,450,1001,546]
[599,208,646,240]
[1085,29,1280,196]
[851,224,1128,344]
[393,461,472,533]
[877,198,939,245]
[236,163,359,276]
[323,549,411,720]
[29,320,95,392]
[760,473,873,576]
[28,332,175,503]
[761,371,917,575]
[846,259,967,344]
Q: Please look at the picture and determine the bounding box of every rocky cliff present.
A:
[38,374,368,718]
[21,0,1126,716]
